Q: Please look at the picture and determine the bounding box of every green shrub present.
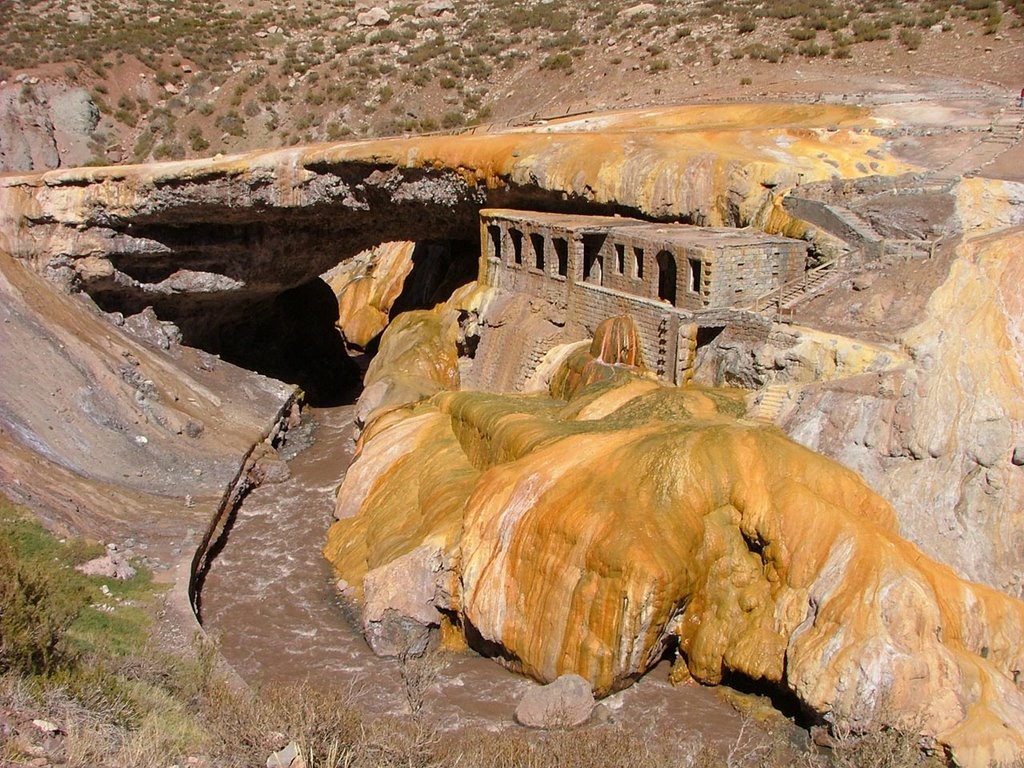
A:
[442,110,465,129]
[744,43,785,62]
[187,126,209,151]
[133,131,156,161]
[153,142,185,160]
[799,41,831,56]
[852,19,892,41]
[114,109,139,127]
[898,28,923,48]
[0,539,86,676]
[540,52,573,71]
[215,110,246,137]
[260,82,281,104]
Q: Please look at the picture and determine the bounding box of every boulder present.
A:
[621,3,656,19]
[361,543,453,657]
[515,675,595,729]
[356,7,390,26]
[76,551,136,580]
[326,314,1024,767]
[415,0,455,17]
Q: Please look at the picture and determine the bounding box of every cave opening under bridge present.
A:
[75,164,663,405]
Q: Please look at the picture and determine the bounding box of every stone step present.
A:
[780,266,844,309]
[747,384,791,424]
[826,205,883,243]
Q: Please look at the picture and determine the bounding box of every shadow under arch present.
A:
[656,250,677,306]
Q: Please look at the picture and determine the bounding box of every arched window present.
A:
[487,225,502,261]
[510,228,523,265]
[553,238,568,277]
[583,234,605,285]
[656,250,677,306]
[530,232,545,270]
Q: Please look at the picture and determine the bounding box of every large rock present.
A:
[515,674,595,729]
[415,0,455,17]
[76,550,136,580]
[786,222,1024,592]
[356,7,390,25]
[0,82,98,171]
[360,543,454,657]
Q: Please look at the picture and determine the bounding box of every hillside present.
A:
[1,0,1022,170]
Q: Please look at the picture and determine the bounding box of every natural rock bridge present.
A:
[0,104,904,323]
[5,103,1024,767]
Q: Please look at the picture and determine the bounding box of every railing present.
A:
[746,257,837,315]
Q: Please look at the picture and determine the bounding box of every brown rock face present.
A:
[783,222,1024,593]
[0,249,295,555]
[326,314,1024,767]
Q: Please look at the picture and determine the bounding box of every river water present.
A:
[200,404,754,741]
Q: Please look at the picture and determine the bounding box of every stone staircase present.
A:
[746,384,791,424]
[780,263,845,309]
[749,255,848,315]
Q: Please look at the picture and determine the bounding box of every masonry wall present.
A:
[481,217,688,381]
[706,243,805,307]
[479,214,800,385]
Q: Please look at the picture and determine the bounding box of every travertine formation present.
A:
[786,217,1024,592]
[326,314,1024,767]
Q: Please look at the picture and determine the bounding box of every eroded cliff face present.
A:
[785,222,1024,592]
[0,250,296,554]
[325,315,1024,768]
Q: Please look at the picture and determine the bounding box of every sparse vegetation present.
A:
[540,52,574,72]
[0,0,1019,160]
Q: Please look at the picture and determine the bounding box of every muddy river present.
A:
[200,404,753,740]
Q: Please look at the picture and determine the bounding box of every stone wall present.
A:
[783,196,883,259]
[480,210,804,384]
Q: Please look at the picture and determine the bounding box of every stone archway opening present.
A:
[656,250,677,306]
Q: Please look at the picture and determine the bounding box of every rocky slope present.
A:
[0,249,296,558]
[325,314,1024,768]
[1,0,1021,170]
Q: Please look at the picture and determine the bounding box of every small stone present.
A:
[851,273,877,291]
[267,741,304,768]
[1012,447,1024,466]
[32,719,60,734]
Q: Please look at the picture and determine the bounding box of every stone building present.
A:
[479,208,807,383]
